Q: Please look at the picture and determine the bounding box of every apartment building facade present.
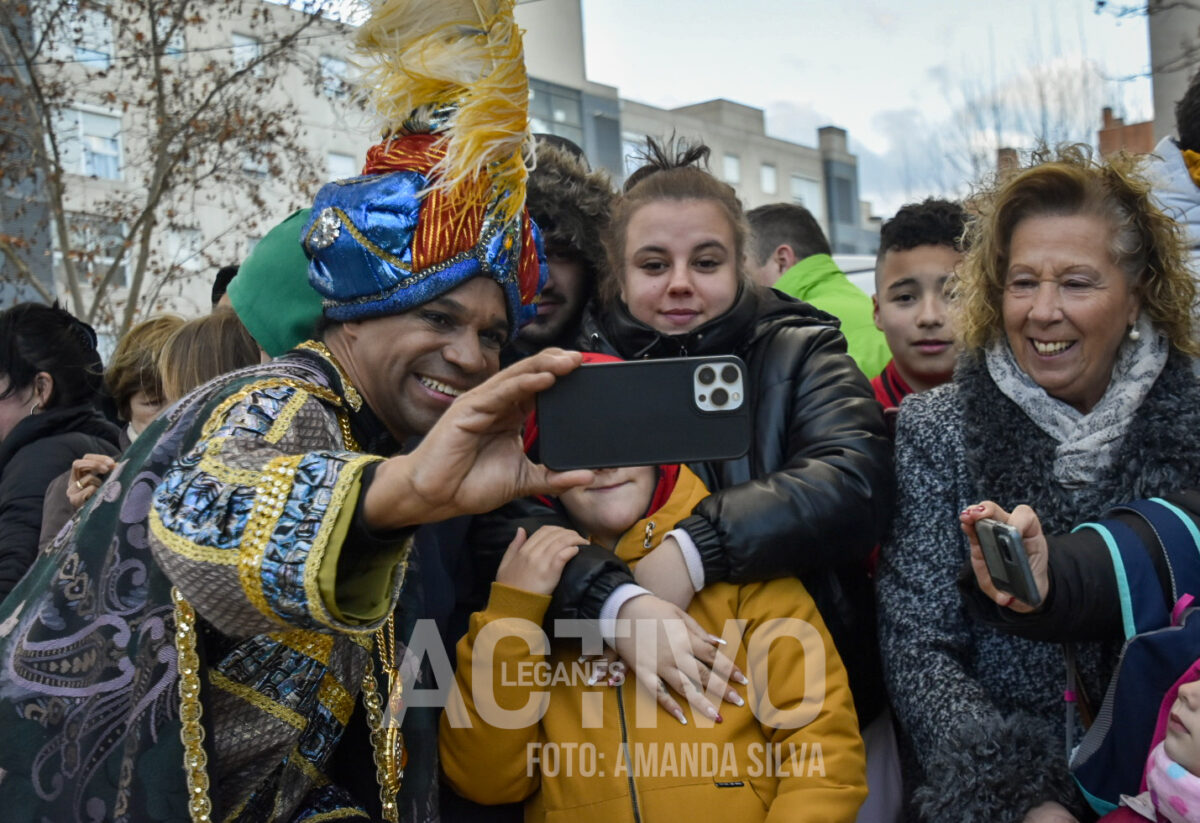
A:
[3,0,880,317]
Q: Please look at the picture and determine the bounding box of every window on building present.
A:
[760,163,777,195]
[327,151,357,180]
[790,174,825,225]
[76,3,114,69]
[621,132,646,179]
[164,228,203,273]
[528,79,584,149]
[241,152,268,176]
[723,153,740,185]
[56,108,122,180]
[154,13,185,59]
[55,213,129,289]
[320,55,349,98]
[834,177,855,223]
[232,33,261,72]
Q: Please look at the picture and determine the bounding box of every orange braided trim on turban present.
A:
[516,210,542,306]
[363,137,488,273]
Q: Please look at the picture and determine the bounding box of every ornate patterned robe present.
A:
[0,349,410,822]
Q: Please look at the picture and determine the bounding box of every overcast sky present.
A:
[579,0,1154,217]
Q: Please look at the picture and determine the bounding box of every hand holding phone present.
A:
[974,516,1044,609]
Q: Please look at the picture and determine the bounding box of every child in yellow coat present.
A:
[440,460,866,822]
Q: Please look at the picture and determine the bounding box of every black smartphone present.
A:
[975,518,1043,608]
[535,355,752,471]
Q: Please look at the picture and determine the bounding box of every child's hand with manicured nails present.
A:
[496,526,587,596]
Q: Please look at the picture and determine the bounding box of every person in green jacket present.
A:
[747,203,891,378]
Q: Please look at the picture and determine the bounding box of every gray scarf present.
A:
[984,314,1167,488]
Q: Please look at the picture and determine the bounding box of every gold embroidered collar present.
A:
[296,340,364,413]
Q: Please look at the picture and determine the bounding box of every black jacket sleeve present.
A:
[684,326,895,584]
[0,440,88,600]
[959,490,1200,643]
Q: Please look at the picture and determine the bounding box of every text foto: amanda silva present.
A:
[527,741,828,778]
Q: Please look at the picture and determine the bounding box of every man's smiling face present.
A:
[339,276,509,441]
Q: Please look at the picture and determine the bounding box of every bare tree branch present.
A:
[0,0,334,334]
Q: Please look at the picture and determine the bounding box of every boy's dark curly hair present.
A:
[877,198,969,258]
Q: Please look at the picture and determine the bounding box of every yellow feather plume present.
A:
[355,0,533,226]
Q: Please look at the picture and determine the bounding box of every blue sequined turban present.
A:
[302,133,547,333]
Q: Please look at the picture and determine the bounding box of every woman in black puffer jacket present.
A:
[0,303,120,601]
[571,277,895,714]
[462,138,894,819]
[481,138,894,772]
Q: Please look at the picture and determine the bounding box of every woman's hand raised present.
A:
[961,501,1050,613]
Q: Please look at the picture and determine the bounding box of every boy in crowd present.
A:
[440,393,866,822]
[506,137,613,361]
[871,198,968,411]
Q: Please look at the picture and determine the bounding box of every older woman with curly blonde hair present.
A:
[877,145,1200,823]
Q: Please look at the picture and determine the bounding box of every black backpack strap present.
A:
[1073,516,1168,640]
[1114,498,1200,606]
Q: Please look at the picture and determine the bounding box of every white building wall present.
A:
[619,99,829,228]
[1150,2,1200,140]
[515,0,587,89]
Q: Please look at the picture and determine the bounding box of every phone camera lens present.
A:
[698,366,716,385]
[721,365,738,383]
[711,387,729,406]
[998,535,1015,563]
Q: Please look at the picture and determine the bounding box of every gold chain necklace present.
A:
[311,369,404,822]
[363,612,405,821]
[174,588,213,823]
[296,340,363,412]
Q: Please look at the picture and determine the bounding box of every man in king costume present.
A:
[0,2,591,820]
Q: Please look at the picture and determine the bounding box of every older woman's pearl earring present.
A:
[1128,326,1141,342]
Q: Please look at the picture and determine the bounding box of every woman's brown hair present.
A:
[104,315,184,421]
[956,144,1198,356]
[158,308,261,403]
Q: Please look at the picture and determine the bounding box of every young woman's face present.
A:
[620,199,740,335]
[127,389,165,435]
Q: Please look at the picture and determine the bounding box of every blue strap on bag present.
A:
[1069,498,1200,814]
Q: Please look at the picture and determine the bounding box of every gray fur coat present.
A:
[877,351,1200,822]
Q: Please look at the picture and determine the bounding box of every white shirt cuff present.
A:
[666,527,705,592]
[598,583,652,645]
